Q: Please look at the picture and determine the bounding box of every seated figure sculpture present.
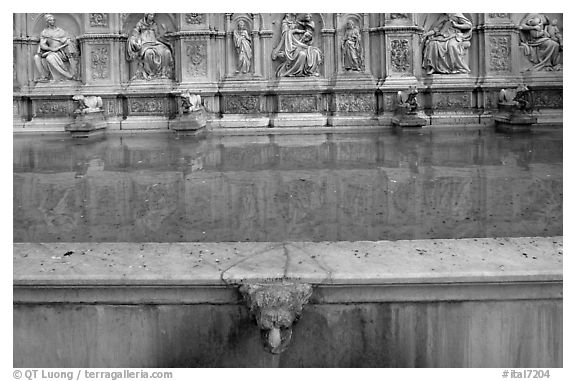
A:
[519,15,562,71]
[272,13,323,77]
[126,13,174,80]
[34,14,78,82]
[421,13,472,75]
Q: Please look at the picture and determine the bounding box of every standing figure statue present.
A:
[519,15,562,71]
[234,20,253,74]
[34,14,79,82]
[272,13,323,77]
[421,13,472,75]
[342,20,363,71]
[126,13,174,80]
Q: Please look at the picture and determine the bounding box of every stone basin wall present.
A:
[13,13,563,130]
[13,238,562,367]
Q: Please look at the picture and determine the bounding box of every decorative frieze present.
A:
[488,13,510,19]
[335,94,375,113]
[225,96,259,114]
[128,98,166,115]
[489,35,511,72]
[390,39,411,73]
[89,13,108,28]
[90,45,110,80]
[185,41,208,77]
[532,90,563,109]
[279,95,318,113]
[433,93,471,109]
[35,101,70,117]
[185,13,205,25]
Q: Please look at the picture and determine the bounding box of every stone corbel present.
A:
[239,282,312,354]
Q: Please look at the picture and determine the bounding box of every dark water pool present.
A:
[13,128,562,243]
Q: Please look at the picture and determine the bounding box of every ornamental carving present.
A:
[89,13,108,28]
[104,99,116,115]
[90,45,109,80]
[489,35,511,72]
[239,283,313,354]
[433,93,470,109]
[185,41,207,77]
[129,98,165,114]
[390,13,409,19]
[488,13,510,18]
[35,101,69,116]
[336,94,374,113]
[390,39,411,73]
[185,13,205,25]
[225,96,259,114]
[532,90,563,109]
[279,95,318,113]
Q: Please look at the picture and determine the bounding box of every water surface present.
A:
[13,128,562,242]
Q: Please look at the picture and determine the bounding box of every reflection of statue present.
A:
[519,15,562,71]
[272,13,323,77]
[126,13,174,80]
[342,20,362,71]
[234,20,252,74]
[34,14,79,82]
[421,13,472,75]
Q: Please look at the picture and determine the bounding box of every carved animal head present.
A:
[240,283,312,354]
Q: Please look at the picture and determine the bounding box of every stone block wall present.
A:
[13,13,563,130]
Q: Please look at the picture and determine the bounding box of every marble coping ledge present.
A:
[14,237,562,287]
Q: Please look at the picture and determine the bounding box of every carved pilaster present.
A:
[239,283,312,354]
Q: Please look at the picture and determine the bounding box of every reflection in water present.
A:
[13,129,562,242]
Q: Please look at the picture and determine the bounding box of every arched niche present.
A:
[231,13,253,31]
[31,13,82,38]
[230,14,255,75]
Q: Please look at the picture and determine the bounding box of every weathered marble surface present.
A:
[14,237,562,286]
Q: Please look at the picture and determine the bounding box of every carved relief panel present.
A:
[335,94,374,113]
[388,38,412,74]
[224,96,260,114]
[279,95,319,113]
[128,98,168,115]
[488,35,511,73]
[89,45,110,80]
[33,100,71,117]
[89,13,109,28]
[432,92,471,109]
[184,40,208,78]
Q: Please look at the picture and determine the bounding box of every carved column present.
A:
[239,282,313,354]
[225,14,234,76]
[361,13,371,73]
[259,30,274,79]
[321,28,336,77]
